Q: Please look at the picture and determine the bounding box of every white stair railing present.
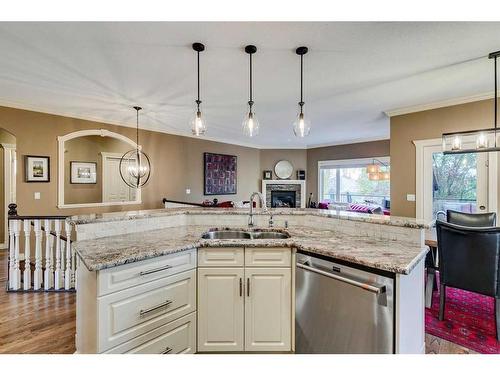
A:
[6,204,76,292]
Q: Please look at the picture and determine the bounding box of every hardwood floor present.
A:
[0,250,475,354]
[0,251,76,354]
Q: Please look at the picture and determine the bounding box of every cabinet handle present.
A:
[139,300,173,317]
[239,278,242,297]
[139,264,172,276]
[161,347,173,354]
[247,278,250,297]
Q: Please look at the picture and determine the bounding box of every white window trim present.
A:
[414,138,498,221]
[317,156,390,203]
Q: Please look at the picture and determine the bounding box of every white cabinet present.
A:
[245,268,291,351]
[76,251,197,354]
[197,247,293,353]
[197,267,244,351]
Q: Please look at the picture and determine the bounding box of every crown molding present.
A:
[384,91,500,118]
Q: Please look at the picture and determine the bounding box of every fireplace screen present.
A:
[271,191,296,208]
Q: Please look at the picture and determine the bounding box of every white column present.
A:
[33,219,43,290]
[12,220,21,290]
[64,222,72,290]
[23,219,31,290]
[8,219,16,289]
[43,219,54,290]
[54,220,62,290]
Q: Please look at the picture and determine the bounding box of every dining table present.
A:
[424,227,438,308]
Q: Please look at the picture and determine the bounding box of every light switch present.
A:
[406,194,416,202]
[186,189,191,195]
[34,192,41,200]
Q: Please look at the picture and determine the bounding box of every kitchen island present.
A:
[72,208,428,354]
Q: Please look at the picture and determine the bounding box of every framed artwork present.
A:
[70,161,97,184]
[204,152,237,195]
[25,155,50,182]
[263,170,272,180]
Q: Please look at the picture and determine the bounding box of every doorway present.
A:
[415,138,497,222]
[0,128,17,250]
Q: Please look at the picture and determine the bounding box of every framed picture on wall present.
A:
[24,155,50,182]
[263,170,272,180]
[70,161,97,184]
[204,152,237,195]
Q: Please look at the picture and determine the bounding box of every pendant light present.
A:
[242,45,259,137]
[119,106,151,188]
[191,42,207,136]
[293,46,311,137]
[366,159,390,181]
[442,50,500,154]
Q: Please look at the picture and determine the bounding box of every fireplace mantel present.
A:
[261,179,306,208]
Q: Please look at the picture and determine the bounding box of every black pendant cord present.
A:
[249,52,253,112]
[299,53,304,114]
[133,106,141,151]
[196,49,201,111]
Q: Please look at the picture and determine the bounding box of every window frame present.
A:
[317,157,390,204]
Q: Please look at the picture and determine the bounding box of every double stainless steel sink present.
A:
[201,229,290,240]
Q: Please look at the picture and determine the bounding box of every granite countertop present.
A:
[68,207,429,229]
[74,225,428,275]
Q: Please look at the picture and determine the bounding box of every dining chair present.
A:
[425,210,497,308]
[436,220,500,341]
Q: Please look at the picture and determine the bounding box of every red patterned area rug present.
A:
[425,286,499,354]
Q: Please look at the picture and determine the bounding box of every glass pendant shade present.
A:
[242,111,260,137]
[368,172,381,181]
[191,109,206,136]
[119,148,151,188]
[293,112,311,138]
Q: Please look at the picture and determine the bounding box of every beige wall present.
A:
[1,104,397,219]
[390,99,494,217]
[259,149,307,180]
[306,140,391,203]
[0,106,262,216]
[64,136,130,204]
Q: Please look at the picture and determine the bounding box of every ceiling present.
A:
[1,22,500,149]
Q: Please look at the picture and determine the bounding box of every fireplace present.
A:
[271,191,296,208]
[262,179,305,208]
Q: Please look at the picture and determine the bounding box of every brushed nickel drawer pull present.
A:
[139,300,173,317]
[161,347,173,354]
[239,278,242,297]
[247,278,250,297]
[139,265,172,276]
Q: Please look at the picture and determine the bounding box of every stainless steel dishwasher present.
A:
[295,252,394,354]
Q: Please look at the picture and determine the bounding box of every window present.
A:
[318,158,390,206]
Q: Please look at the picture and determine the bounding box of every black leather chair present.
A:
[436,220,500,340]
[426,210,497,308]
[447,210,496,227]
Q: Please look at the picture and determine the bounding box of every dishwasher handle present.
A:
[297,262,386,295]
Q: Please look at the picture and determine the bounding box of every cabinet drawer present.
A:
[198,247,244,267]
[245,248,291,267]
[98,249,196,296]
[104,312,196,354]
[97,269,196,352]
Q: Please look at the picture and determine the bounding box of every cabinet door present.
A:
[245,268,291,352]
[197,267,244,352]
